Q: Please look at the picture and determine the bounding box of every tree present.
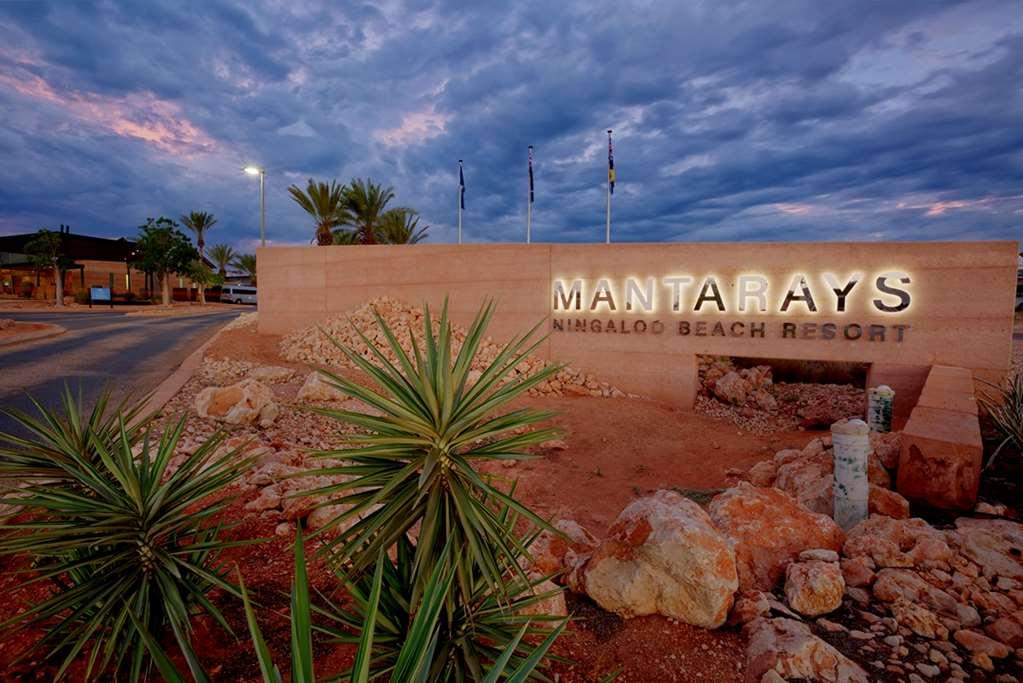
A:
[343,178,395,244]
[287,178,350,246]
[207,243,236,277]
[232,253,257,285]
[180,211,217,258]
[331,228,359,245]
[188,261,221,305]
[132,218,199,305]
[24,229,73,306]
[377,208,429,244]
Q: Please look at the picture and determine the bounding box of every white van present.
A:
[221,285,257,305]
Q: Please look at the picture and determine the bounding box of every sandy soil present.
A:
[4,319,1010,681]
[195,325,813,681]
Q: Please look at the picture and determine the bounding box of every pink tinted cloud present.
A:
[375,106,450,146]
[0,69,217,155]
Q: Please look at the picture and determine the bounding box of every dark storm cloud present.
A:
[0,0,1020,247]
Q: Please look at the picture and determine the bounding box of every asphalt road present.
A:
[0,309,241,437]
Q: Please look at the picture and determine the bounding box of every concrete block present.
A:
[896,406,982,511]
[865,363,929,430]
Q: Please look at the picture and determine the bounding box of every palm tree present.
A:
[207,243,236,278]
[180,211,218,258]
[288,178,350,246]
[377,208,428,244]
[232,254,257,285]
[344,178,395,244]
[332,228,359,245]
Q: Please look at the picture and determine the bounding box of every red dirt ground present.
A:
[0,324,823,682]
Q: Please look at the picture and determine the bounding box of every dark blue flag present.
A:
[459,161,465,210]
[607,131,615,195]
[528,146,534,204]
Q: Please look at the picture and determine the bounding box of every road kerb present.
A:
[0,324,67,349]
[139,321,230,419]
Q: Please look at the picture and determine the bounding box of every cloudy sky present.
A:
[1,1,1021,251]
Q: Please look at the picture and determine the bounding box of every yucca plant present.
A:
[0,386,154,484]
[980,373,1023,471]
[324,500,568,682]
[305,299,563,601]
[0,398,258,681]
[144,529,566,683]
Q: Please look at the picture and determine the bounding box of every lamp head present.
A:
[243,166,262,176]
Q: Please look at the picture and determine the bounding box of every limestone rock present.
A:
[872,568,959,617]
[528,519,598,583]
[843,515,953,569]
[195,379,278,427]
[954,629,1011,660]
[248,365,295,383]
[985,614,1023,649]
[868,485,911,519]
[708,482,844,592]
[584,490,738,628]
[729,590,772,626]
[840,556,876,587]
[953,517,1023,580]
[245,485,282,512]
[713,371,749,406]
[743,617,870,683]
[890,597,947,639]
[784,560,844,616]
[747,460,778,487]
[799,548,839,563]
[870,431,902,470]
[306,503,346,531]
[518,579,568,618]
[296,371,347,403]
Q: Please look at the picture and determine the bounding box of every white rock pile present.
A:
[697,355,866,434]
[279,297,627,398]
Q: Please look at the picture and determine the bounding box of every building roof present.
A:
[0,230,137,264]
[0,229,213,268]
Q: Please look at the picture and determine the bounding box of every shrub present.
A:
[308,299,562,595]
[143,529,566,683]
[301,299,568,679]
[980,372,1023,471]
[0,392,258,680]
[325,499,567,681]
[73,288,90,304]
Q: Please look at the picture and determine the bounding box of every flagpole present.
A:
[457,159,463,244]
[605,129,612,244]
[526,146,533,244]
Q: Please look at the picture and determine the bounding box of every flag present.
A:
[458,160,465,210]
[607,130,615,195]
[528,146,534,204]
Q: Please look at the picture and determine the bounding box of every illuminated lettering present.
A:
[590,279,616,311]
[661,276,693,312]
[873,272,911,313]
[737,274,769,313]
[625,277,655,312]
[694,277,725,312]
[780,274,817,313]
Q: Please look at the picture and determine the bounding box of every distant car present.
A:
[222,285,257,305]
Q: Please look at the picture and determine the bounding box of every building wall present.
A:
[257,241,1019,408]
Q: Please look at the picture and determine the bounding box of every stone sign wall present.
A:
[257,241,1018,411]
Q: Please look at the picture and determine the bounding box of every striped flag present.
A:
[607,130,616,195]
[528,145,534,204]
[459,160,465,209]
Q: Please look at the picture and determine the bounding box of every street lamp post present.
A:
[243,166,266,247]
